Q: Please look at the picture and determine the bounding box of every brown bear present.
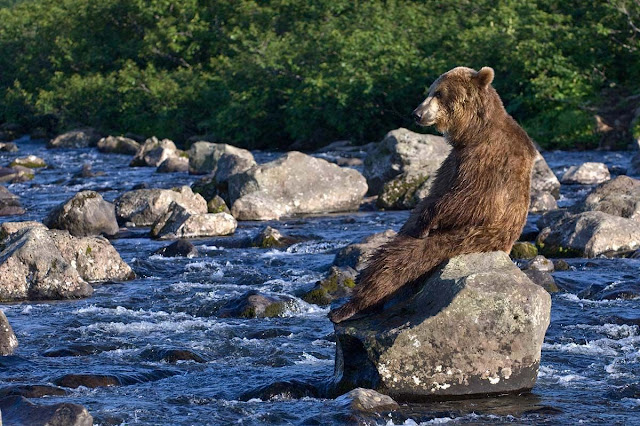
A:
[329,66,536,323]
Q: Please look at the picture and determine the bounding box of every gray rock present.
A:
[114,186,207,226]
[47,127,101,148]
[377,171,432,210]
[207,195,230,214]
[130,137,179,167]
[579,175,640,221]
[150,203,237,240]
[0,166,34,183]
[523,269,559,293]
[532,152,561,198]
[0,227,92,301]
[251,226,303,248]
[363,128,450,196]
[153,239,199,258]
[0,221,47,241]
[334,230,396,271]
[335,388,399,412]
[529,191,558,213]
[9,155,46,168]
[0,142,18,152]
[214,152,257,184]
[44,190,119,237]
[332,251,550,400]
[302,266,357,306]
[0,311,18,355]
[73,163,104,179]
[0,186,25,216]
[229,152,367,220]
[157,156,189,173]
[561,162,610,185]
[526,255,554,272]
[0,395,93,426]
[97,135,140,154]
[217,290,294,318]
[537,211,640,257]
[188,141,255,175]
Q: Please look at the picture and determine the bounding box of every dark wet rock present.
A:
[0,186,25,216]
[228,151,368,220]
[139,347,206,363]
[150,202,237,240]
[0,142,18,152]
[529,191,558,213]
[9,154,47,168]
[239,380,320,401]
[188,141,255,175]
[335,388,399,412]
[130,136,179,167]
[561,162,610,185]
[537,211,640,258]
[510,242,538,260]
[157,156,189,173]
[579,175,640,221]
[114,186,207,226]
[532,152,561,198]
[526,255,554,272]
[72,163,104,179]
[605,383,640,400]
[54,369,178,388]
[217,290,295,318]
[363,128,450,196]
[334,230,396,271]
[578,282,640,301]
[519,222,540,242]
[214,152,257,185]
[0,227,92,301]
[47,127,101,149]
[0,310,18,355]
[97,135,140,155]
[153,239,199,258]
[331,252,551,400]
[0,355,33,371]
[523,269,559,293]
[302,266,357,306]
[44,190,119,237]
[43,344,107,357]
[553,259,571,271]
[631,151,640,175]
[0,165,34,183]
[0,395,93,426]
[0,384,68,398]
[207,195,230,214]
[244,328,293,339]
[536,208,572,230]
[251,226,303,248]
[0,221,47,241]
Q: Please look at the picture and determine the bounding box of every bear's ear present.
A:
[475,67,495,88]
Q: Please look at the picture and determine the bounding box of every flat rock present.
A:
[561,162,610,185]
[532,152,561,198]
[44,190,119,237]
[331,251,551,400]
[334,230,396,271]
[48,128,100,149]
[229,151,367,220]
[0,221,47,240]
[9,155,46,168]
[0,384,68,398]
[130,137,179,167]
[188,141,255,175]
[0,310,18,355]
[0,186,25,216]
[151,203,237,239]
[579,175,640,220]
[114,186,207,226]
[97,135,140,154]
[0,395,93,426]
[54,369,177,388]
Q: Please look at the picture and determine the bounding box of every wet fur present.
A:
[329,67,537,323]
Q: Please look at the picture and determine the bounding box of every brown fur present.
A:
[329,67,537,323]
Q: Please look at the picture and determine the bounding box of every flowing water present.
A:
[1,138,639,425]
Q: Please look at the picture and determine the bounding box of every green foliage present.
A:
[1,0,640,149]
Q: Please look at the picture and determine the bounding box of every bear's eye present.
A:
[434,91,442,99]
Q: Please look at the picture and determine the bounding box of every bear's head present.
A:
[412,67,496,135]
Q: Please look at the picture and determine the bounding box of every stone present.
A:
[537,211,640,257]
[553,259,571,271]
[335,388,399,412]
[0,142,18,152]
[114,186,207,226]
[130,136,179,167]
[188,141,255,175]
[153,239,199,258]
[526,255,554,272]
[561,162,610,185]
[510,242,538,260]
[332,251,551,400]
[54,369,177,388]
[0,221,47,240]
[150,203,237,239]
[157,156,189,173]
[0,166,34,183]
[363,128,451,196]
[72,163,104,179]
[0,186,25,216]
[44,190,119,237]
[302,266,357,306]
[579,175,640,221]
[523,269,559,293]
[239,380,319,401]
[229,152,367,220]
[0,395,93,426]
[47,128,101,148]
[214,152,257,185]
[0,227,92,301]
[96,135,140,155]
[0,385,68,398]
[0,311,18,355]
[334,230,397,271]
[376,171,432,210]
[138,347,206,363]
[217,290,294,318]
[207,195,230,214]
[9,155,46,168]
[531,152,561,198]
[251,226,303,248]
[529,191,558,213]
[631,151,640,175]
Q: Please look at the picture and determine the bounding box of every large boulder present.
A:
[537,211,640,257]
[0,221,47,240]
[0,186,25,216]
[578,175,640,221]
[561,162,610,185]
[44,190,119,237]
[130,137,179,167]
[531,152,561,198]
[150,203,237,240]
[228,152,367,220]
[188,141,255,175]
[0,395,93,426]
[332,251,550,400]
[0,310,18,355]
[47,128,101,149]
[0,227,93,301]
[114,186,207,226]
[97,135,140,155]
[376,172,433,210]
[363,128,450,197]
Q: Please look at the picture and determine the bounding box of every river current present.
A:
[1,138,639,425]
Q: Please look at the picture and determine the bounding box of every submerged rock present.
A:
[97,135,140,155]
[334,230,396,271]
[0,310,18,355]
[114,186,207,226]
[239,380,320,401]
[0,186,25,216]
[9,155,47,168]
[0,384,68,398]
[54,369,177,388]
[150,202,237,239]
[302,266,357,306]
[0,395,93,426]
[332,251,551,400]
[138,347,206,363]
[251,226,303,248]
[561,162,610,185]
[153,239,199,258]
[44,190,119,237]
[47,127,101,148]
[217,290,294,318]
[188,141,255,175]
[335,388,399,412]
[579,175,640,221]
[0,142,18,152]
[130,137,179,167]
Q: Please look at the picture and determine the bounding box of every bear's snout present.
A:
[412,109,423,122]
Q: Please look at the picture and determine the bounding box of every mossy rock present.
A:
[251,226,304,249]
[207,195,230,214]
[510,242,538,260]
[377,173,430,210]
[218,291,294,318]
[536,242,583,258]
[302,266,358,306]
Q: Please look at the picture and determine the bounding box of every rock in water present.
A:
[0,186,25,216]
[561,162,610,185]
[151,203,237,240]
[531,152,560,198]
[579,175,640,221]
[130,137,179,167]
[332,251,550,400]
[0,310,18,355]
[97,135,140,154]
[0,395,93,426]
[114,186,207,226]
[188,141,255,175]
[45,190,119,237]
[47,128,101,148]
